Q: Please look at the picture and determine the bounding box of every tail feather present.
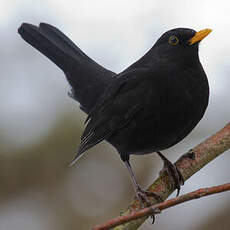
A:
[18,23,82,72]
[39,23,91,63]
[18,22,115,113]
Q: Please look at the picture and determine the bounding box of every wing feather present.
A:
[70,68,153,165]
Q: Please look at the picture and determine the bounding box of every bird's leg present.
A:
[156,151,184,196]
[124,160,150,207]
[123,160,162,222]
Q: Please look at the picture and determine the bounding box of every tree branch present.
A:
[92,122,230,230]
[92,183,230,230]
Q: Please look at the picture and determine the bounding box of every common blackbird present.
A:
[18,23,211,208]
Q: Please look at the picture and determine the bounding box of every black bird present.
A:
[18,23,211,207]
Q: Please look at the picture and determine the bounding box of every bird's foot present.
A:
[135,187,163,207]
[135,187,162,223]
[156,151,184,196]
[124,160,162,223]
[160,159,184,196]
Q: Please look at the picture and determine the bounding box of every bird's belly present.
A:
[107,102,206,155]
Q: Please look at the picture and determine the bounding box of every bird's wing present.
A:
[18,23,115,113]
[70,68,156,165]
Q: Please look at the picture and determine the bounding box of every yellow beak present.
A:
[189,28,212,45]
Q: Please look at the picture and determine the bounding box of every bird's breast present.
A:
[109,68,209,155]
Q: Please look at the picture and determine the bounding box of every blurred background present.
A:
[1,0,230,229]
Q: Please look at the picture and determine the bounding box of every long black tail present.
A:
[18,23,115,113]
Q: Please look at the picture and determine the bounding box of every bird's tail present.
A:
[18,23,89,72]
[18,23,115,113]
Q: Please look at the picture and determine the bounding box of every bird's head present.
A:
[154,28,212,64]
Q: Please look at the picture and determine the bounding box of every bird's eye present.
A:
[169,35,179,45]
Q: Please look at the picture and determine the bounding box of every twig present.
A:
[91,122,230,230]
[92,183,230,230]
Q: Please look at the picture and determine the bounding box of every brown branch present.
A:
[92,183,230,230]
[91,122,230,230]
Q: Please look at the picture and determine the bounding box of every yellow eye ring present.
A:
[169,35,179,45]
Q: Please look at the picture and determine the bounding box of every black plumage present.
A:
[18,23,211,208]
[18,23,115,113]
[75,28,210,164]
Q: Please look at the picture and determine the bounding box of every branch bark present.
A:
[92,183,230,230]
[92,122,230,230]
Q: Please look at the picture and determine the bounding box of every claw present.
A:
[151,215,155,224]
[124,160,162,223]
[157,151,184,196]
[136,188,151,207]
[136,187,162,207]
[165,162,184,195]
[135,187,162,221]
[150,207,161,223]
